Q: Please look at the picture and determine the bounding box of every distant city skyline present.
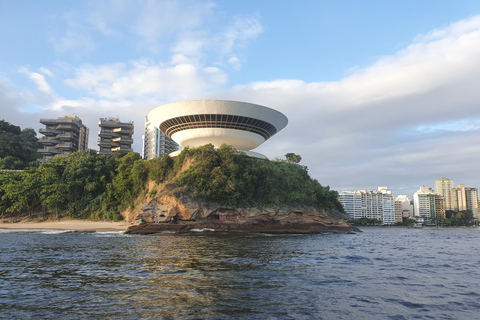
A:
[2,0,480,198]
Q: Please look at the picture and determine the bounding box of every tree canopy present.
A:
[0,120,41,169]
[1,144,344,221]
[285,152,302,164]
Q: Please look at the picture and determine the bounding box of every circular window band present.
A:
[160,114,278,140]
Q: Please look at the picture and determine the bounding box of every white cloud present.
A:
[220,14,264,54]
[231,15,480,196]
[5,8,480,199]
[38,67,54,78]
[64,60,228,100]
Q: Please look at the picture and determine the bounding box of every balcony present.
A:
[98,140,117,147]
[111,146,133,152]
[56,132,76,140]
[55,143,76,150]
[37,148,61,155]
[98,130,114,138]
[99,118,134,128]
[112,137,133,144]
[112,127,133,134]
[56,124,78,131]
[39,137,61,145]
[39,128,60,136]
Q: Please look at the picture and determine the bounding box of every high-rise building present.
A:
[395,195,414,218]
[142,116,179,159]
[38,115,89,163]
[339,187,395,225]
[435,178,456,211]
[394,200,403,223]
[453,184,479,217]
[98,118,134,155]
[413,186,445,223]
[338,191,362,220]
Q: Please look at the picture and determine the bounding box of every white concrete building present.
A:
[339,187,395,225]
[338,191,362,220]
[142,116,179,160]
[147,100,288,158]
[413,186,445,223]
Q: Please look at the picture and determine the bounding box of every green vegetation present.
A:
[0,143,344,221]
[395,218,418,227]
[440,210,475,227]
[285,152,302,164]
[0,120,41,169]
[176,145,342,211]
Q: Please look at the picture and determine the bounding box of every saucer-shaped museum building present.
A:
[147,100,288,158]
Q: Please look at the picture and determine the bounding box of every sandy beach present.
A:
[0,220,132,232]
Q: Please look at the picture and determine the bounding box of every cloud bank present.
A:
[2,3,480,198]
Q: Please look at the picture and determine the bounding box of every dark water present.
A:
[1,228,479,319]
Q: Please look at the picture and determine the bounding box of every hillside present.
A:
[1,144,357,233]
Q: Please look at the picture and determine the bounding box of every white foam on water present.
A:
[190,228,216,232]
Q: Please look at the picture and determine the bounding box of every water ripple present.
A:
[0,228,479,319]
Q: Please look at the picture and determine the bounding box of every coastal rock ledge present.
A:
[124,190,359,234]
[125,213,359,234]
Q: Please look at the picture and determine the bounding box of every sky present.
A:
[2,0,480,199]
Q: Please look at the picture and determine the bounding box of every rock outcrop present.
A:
[124,184,359,234]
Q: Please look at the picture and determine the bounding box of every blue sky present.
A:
[2,0,480,199]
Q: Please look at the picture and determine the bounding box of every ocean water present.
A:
[0,227,479,319]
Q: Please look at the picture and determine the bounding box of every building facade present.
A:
[413,186,445,223]
[394,200,403,223]
[339,187,395,225]
[435,178,456,211]
[142,116,179,159]
[338,191,362,220]
[395,195,414,218]
[98,118,134,155]
[38,115,89,163]
[453,184,479,218]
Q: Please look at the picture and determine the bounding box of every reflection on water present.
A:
[1,229,480,319]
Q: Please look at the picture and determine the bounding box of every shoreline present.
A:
[0,220,132,232]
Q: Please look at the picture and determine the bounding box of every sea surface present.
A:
[0,227,479,319]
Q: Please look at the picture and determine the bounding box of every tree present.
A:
[285,153,302,164]
[0,120,41,169]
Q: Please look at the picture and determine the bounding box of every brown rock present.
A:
[123,182,359,235]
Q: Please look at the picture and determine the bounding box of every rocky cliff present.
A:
[123,183,359,234]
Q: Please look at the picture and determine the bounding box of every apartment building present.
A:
[453,184,479,217]
[142,116,179,159]
[434,178,457,211]
[38,115,89,163]
[413,186,445,223]
[98,118,134,155]
[339,187,395,225]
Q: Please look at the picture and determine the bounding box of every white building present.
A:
[338,191,362,220]
[339,187,395,225]
[147,100,288,158]
[413,186,445,223]
[142,116,179,160]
